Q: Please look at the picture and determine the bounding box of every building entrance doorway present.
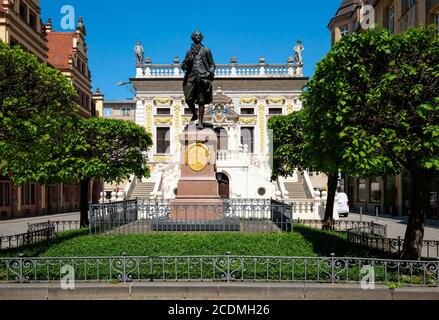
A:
[217,172,230,199]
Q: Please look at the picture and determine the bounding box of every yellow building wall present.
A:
[94,98,104,117]
[0,25,7,43]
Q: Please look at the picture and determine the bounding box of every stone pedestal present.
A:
[170,127,223,223]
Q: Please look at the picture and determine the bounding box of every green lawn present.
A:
[2,226,429,286]
[0,225,395,259]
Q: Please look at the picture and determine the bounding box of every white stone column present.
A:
[135,99,147,128]
[257,100,267,154]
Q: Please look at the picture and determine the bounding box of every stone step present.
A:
[130,182,156,200]
[284,182,310,199]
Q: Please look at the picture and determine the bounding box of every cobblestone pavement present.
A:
[343,212,439,241]
[0,212,80,237]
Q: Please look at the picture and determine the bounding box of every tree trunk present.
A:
[400,169,432,260]
[80,178,91,227]
[323,174,338,230]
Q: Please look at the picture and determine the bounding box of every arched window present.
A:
[214,127,228,150]
[241,127,254,153]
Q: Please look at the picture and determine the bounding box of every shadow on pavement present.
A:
[293,225,398,259]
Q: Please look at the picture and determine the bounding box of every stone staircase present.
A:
[284,182,311,199]
[130,182,156,200]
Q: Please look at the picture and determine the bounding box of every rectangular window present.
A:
[157,108,171,115]
[31,184,35,205]
[121,107,131,116]
[387,6,395,33]
[184,108,192,115]
[340,25,349,37]
[29,11,37,30]
[64,186,69,202]
[22,185,28,205]
[370,182,381,202]
[75,186,79,202]
[19,2,28,21]
[91,101,96,116]
[435,12,439,33]
[241,127,254,153]
[103,108,113,117]
[358,179,366,202]
[156,127,170,154]
[403,0,417,13]
[268,108,283,115]
[81,93,86,108]
[22,183,36,206]
[0,182,11,207]
[240,108,254,115]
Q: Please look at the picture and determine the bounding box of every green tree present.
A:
[51,117,153,227]
[0,41,153,228]
[307,26,438,259]
[0,40,78,183]
[268,109,313,178]
[269,108,342,229]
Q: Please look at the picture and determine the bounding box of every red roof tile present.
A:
[46,32,74,70]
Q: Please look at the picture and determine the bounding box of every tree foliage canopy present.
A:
[270,26,438,258]
[306,26,439,177]
[0,40,78,184]
[268,109,313,179]
[53,117,153,184]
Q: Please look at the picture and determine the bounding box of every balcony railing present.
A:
[136,63,304,79]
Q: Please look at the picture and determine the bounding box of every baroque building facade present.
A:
[0,1,99,219]
[103,47,336,220]
[328,0,439,218]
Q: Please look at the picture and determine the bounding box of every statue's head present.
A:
[191,31,204,44]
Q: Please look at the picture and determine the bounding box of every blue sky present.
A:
[41,0,341,100]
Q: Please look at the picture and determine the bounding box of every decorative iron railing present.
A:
[0,255,437,286]
[347,233,439,259]
[88,199,293,235]
[0,220,80,251]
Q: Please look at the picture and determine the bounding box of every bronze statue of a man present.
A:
[182,31,216,130]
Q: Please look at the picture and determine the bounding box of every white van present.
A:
[336,192,350,217]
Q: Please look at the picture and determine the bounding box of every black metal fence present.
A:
[347,232,439,259]
[0,220,80,251]
[0,255,437,287]
[89,199,293,235]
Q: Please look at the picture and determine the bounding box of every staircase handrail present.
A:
[124,175,137,200]
[303,171,316,199]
